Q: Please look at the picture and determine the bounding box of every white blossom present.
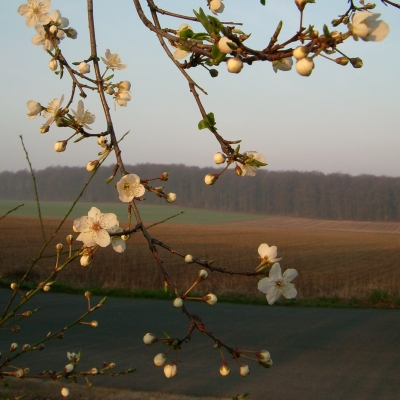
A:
[31,24,54,51]
[258,263,298,305]
[351,12,389,42]
[109,226,126,253]
[42,94,64,130]
[210,0,225,15]
[101,49,127,70]
[218,37,235,54]
[258,243,282,265]
[272,57,293,73]
[71,100,95,130]
[239,151,266,176]
[116,174,145,202]
[173,24,193,60]
[114,90,131,107]
[219,362,230,376]
[18,0,51,27]
[73,207,119,248]
[26,100,42,119]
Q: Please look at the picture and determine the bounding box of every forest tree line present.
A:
[1,164,399,221]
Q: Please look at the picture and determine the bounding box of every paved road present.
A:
[0,290,399,400]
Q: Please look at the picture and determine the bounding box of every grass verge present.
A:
[2,281,399,309]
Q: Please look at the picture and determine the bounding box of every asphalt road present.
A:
[0,290,399,400]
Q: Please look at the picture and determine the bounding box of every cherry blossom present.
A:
[42,94,64,130]
[210,0,225,15]
[258,263,298,305]
[239,151,266,176]
[18,0,51,27]
[71,100,95,130]
[73,207,119,248]
[101,49,127,70]
[272,57,293,73]
[116,174,145,202]
[351,12,389,42]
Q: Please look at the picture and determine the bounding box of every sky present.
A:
[1,1,399,177]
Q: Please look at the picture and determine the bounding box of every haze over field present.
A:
[1,2,399,176]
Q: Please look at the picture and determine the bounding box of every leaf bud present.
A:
[38,344,45,351]
[11,325,20,333]
[209,69,219,78]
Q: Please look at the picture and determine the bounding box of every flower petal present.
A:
[266,288,281,305]
[283,268,298,283]
[269,263,282,281]
[257,277,275,294]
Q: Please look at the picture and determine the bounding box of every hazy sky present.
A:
[1,1,399,177]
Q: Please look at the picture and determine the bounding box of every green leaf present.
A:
[206,112,215,126]
[193,8,214,34]
[179,28,193,40]
[211,45,226,65]
[198,119,211,130]
[207,15,223,34]
[191,32,210,41]
[163,331,171,339]
[98,296,107,305]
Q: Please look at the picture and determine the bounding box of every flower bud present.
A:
[97,136,108,146]
[80,255,92,267]
[10,283,18,291]
[154,353,167,367]
[64,364,74,373]
[108,363,115,369]
[213,152,226,164]
[239,364,250,377]
[227,57,243,74]
[160,172,169,181]
[66,234,73,244]
[11,325,20,333]
[89,367,98,375]
[65,27,78,39]
[203,293,218,306]
[86,160,99,172]
[164,362,178,378]
[185,254,194,263]
[89,320,98,328]
[84,291,91,299]
[198,269,208,281]
[61,387,70,397]
[256,350,271,362]
[54,140,67,152]
[78,62,90,74]
[259,358,273,368]
[22,311,32,317]
[350,57,363,69]
[165,193,177,203]
[43,285,51,292]
[49,25,58,35]
[56,243,63,252]
[209,69,219,78]
[14,369,24,378]
[40,124,50,134]
[234,168,243,178]
[296,57,315,76]
[116,81,131,91]
[49,59,58,71]
[218,37,235,54]
[38,344,45,351]
[10,343,18,351]
[295,0,314,11]
[57,333,64,339]
[335,57,349,66]
[105,86,115,95]
[143,333,157,345]
[293,46,309,60]
[121,234,130,241]
[22,344,31,351]
[204,174,218,185]
[173,297,184,308]
[219,362,230,376]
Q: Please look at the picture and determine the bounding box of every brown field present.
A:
[0,216,399,301]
